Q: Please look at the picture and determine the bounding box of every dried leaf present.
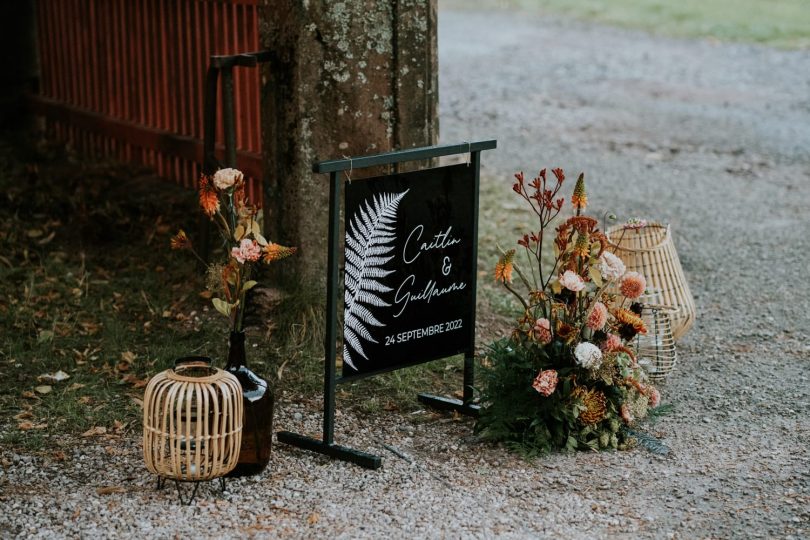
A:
[131,397,144,408]
[14,411,34,420]
[307,513,320,525]
[34,385,53,394]
[120,351,137,363]
[96,486,126,495]
[113,420,127,432]
[199,290,213,299]
[67,383,86,391]
[19,422,47,431]
[82,426,107,437]
[21,391,38,400]
[52,451,67,461]
[78,396,93,405]
[37,330,54,344]
[38,370,71,383]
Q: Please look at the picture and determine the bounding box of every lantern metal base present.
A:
[155,475,228,506]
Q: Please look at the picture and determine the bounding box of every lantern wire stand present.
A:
[634,301,678,383]
[143,358,243,506]
[155,475,227,506]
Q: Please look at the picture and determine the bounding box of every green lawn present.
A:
[444,0,810,48]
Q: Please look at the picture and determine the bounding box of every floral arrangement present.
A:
[476,168,661,453]
[171,168,296,332]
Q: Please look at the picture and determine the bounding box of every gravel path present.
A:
[3,9,810,539]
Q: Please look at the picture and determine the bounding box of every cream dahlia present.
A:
[574,342,602,370]
[598,251,626,281]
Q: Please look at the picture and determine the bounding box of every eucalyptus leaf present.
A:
[212,297,231,317]
[242,280,258,293]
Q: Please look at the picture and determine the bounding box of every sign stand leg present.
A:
[277,171,382,469]
[417,149,482,418]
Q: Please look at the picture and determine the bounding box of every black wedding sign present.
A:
[276,140,496,470]
[342,164,476,378]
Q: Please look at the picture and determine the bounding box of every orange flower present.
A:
[262,242,297,263]
[198,175,220,217]
[170,230,191,250]
[571,173,587,210]
[615,308,647,334]
[494,249,515,284]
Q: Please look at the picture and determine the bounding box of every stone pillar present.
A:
[259,0,438,290]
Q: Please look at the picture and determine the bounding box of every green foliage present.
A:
[475,338,659,456]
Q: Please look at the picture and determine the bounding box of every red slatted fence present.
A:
[33,0,264,203]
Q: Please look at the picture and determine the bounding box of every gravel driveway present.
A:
[3,8,809,539]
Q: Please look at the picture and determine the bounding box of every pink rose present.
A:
[231,238,261,264]
[559,270,585,292]
[532,370,558,397]
[533,318,552,344]
[587,302,608,331]
[213,168,244,190]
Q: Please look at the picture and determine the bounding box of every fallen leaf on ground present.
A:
[21,391,38,400]
[82,426,107,437]
[67,383,85,391]
[113,420,127,432]
[307,513,320,525]
[14,411,34,420]
[131,397,144,408]
[96,486,126,495]
[121,374,148,388]
[52,451,67,461]
[34,385,53,394]
[38,370,70,383]
[78,396,93,405]
[19,422,47,430]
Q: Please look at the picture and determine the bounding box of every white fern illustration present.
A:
[343,190,409,370]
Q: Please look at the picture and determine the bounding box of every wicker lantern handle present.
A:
[606,222,671,253]
[173,356,213,369]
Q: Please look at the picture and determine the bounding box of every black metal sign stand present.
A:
[276,140,496,469]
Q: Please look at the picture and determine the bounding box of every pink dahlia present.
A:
[559,270,585,292]
[620,271,646,299]
[647,386,661,408]
[231,238,262,264]
[533,318,552,344]
[602,333,622,352]
[587,302,608,331]
[532,370,558,397]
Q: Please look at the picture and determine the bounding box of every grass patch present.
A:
[443,0,810,48]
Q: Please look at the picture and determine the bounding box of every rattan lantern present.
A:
[143,358,243,483]
[634,301,678,382]
[606,222,696,339]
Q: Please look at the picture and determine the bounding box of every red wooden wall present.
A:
[33,0,264,203]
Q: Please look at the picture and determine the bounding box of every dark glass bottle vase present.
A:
[224,331,274,477]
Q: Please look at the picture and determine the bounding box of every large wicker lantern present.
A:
[607,222,696,339]
[143,358,243,483]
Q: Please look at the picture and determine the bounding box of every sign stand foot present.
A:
[417,393,480,417]
[276,431,382,470]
